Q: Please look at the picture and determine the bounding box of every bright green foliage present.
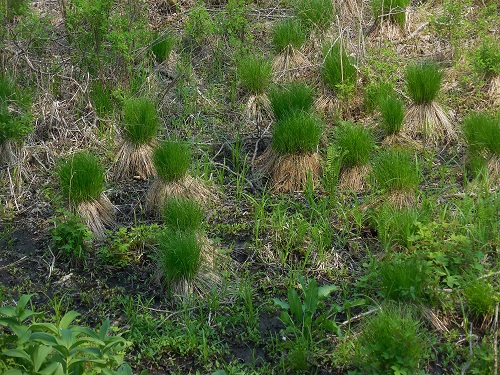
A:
[184,4,215,46]
[0,294,132,375]
[236,53,272,95]
[378,255,428,302]
[269,82,315,121]
[151,32,175,63]
[334,121,374,167]
[272,18,306,52]
[51,210,93,261]
[272,111,322,155]
[371,0,410,28]
[378,95,404,135]
[153,141,192,182]
[322,43,357,92]
[359,305,428,374]
[162,197,204,232]
[3,0,29,20]
[157,230,202,283]
[121,97,159,145]
[294,0,334,31]
[463,279,497,317]
[405,62,443,104]
[371,149,419,192]
[474,37,500,77]
[364,81,394,113]
[373,204,424,249]
[58,151,105,205]
[462,112,500,155]
[0,74,33,143]
[90,79,116,117]
[273,275,340,344]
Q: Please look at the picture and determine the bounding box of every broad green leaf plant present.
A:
[0,295,132,375]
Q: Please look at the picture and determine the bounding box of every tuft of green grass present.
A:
[364,81,394,113]
[462,112,500,155]
[157,229,202,284]
[322,43,357,92]
[334,121,374,167]
[122,97,159,145]
[272,18,307,53]
[379,95,405,135]
[378,254,428,302]
[153,140,192,182]
[237,53,272,95]
[358,304,428,374]
[294,0,334,31]
[269,82,315,121]
[373,203,424,249]
[463,279,496,317]
[58,152,105,205]
[371,149,419,192]
[474,37,500,77]
[405,62,443,104]
[151,32,175,63]
[162,197,204,232]
[272,111,322,155]
[90,80,115,117]
[371,0,410,28]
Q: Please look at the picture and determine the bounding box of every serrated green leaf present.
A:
[59,311,80,329]
[317,284,339,299]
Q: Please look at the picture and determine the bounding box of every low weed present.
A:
[474,37,500,77]
[463,278,497,318]
[50,210,93,261]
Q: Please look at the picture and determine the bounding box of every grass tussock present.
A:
[269,82,315,121]
[379,95,404,136]
[114,141,156,180]
[162,197,204,232]
[272,111,322,155]
[256,147,321,193]
[237,54,272,95]
[154,140,192,183]
[77,194,115,239]
[321,43,357,93]
[272,19,309,76]
[371,0,410,29]
[294,0,334,31]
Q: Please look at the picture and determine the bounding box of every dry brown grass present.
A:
[338,164,371,192]
[114,140,156,180]
[386,190,416,209]
[146,175,214,214]
[487,154,500,186]
[489,75,500,106]
[0,141,15,164]
[255,147,321,193]
[403,101,457,144]
[272,46,310,81]
[245,94,273,129]
[77,194,115,239]
[368,18,404,42]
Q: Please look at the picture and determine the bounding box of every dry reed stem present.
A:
[368,18,404,41]
[246,94,273,129]
[338,164,371,192]
[0,141,15,164]
[255,147,321,193]
[114,140,157,180]
[146,175,214,213]
[77,194,115,239]
[403,101,457,144]
[386,190,416,209]
[418,305,449,333]
[314,89,339,115]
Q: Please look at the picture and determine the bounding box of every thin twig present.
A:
[340,307,381,326]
